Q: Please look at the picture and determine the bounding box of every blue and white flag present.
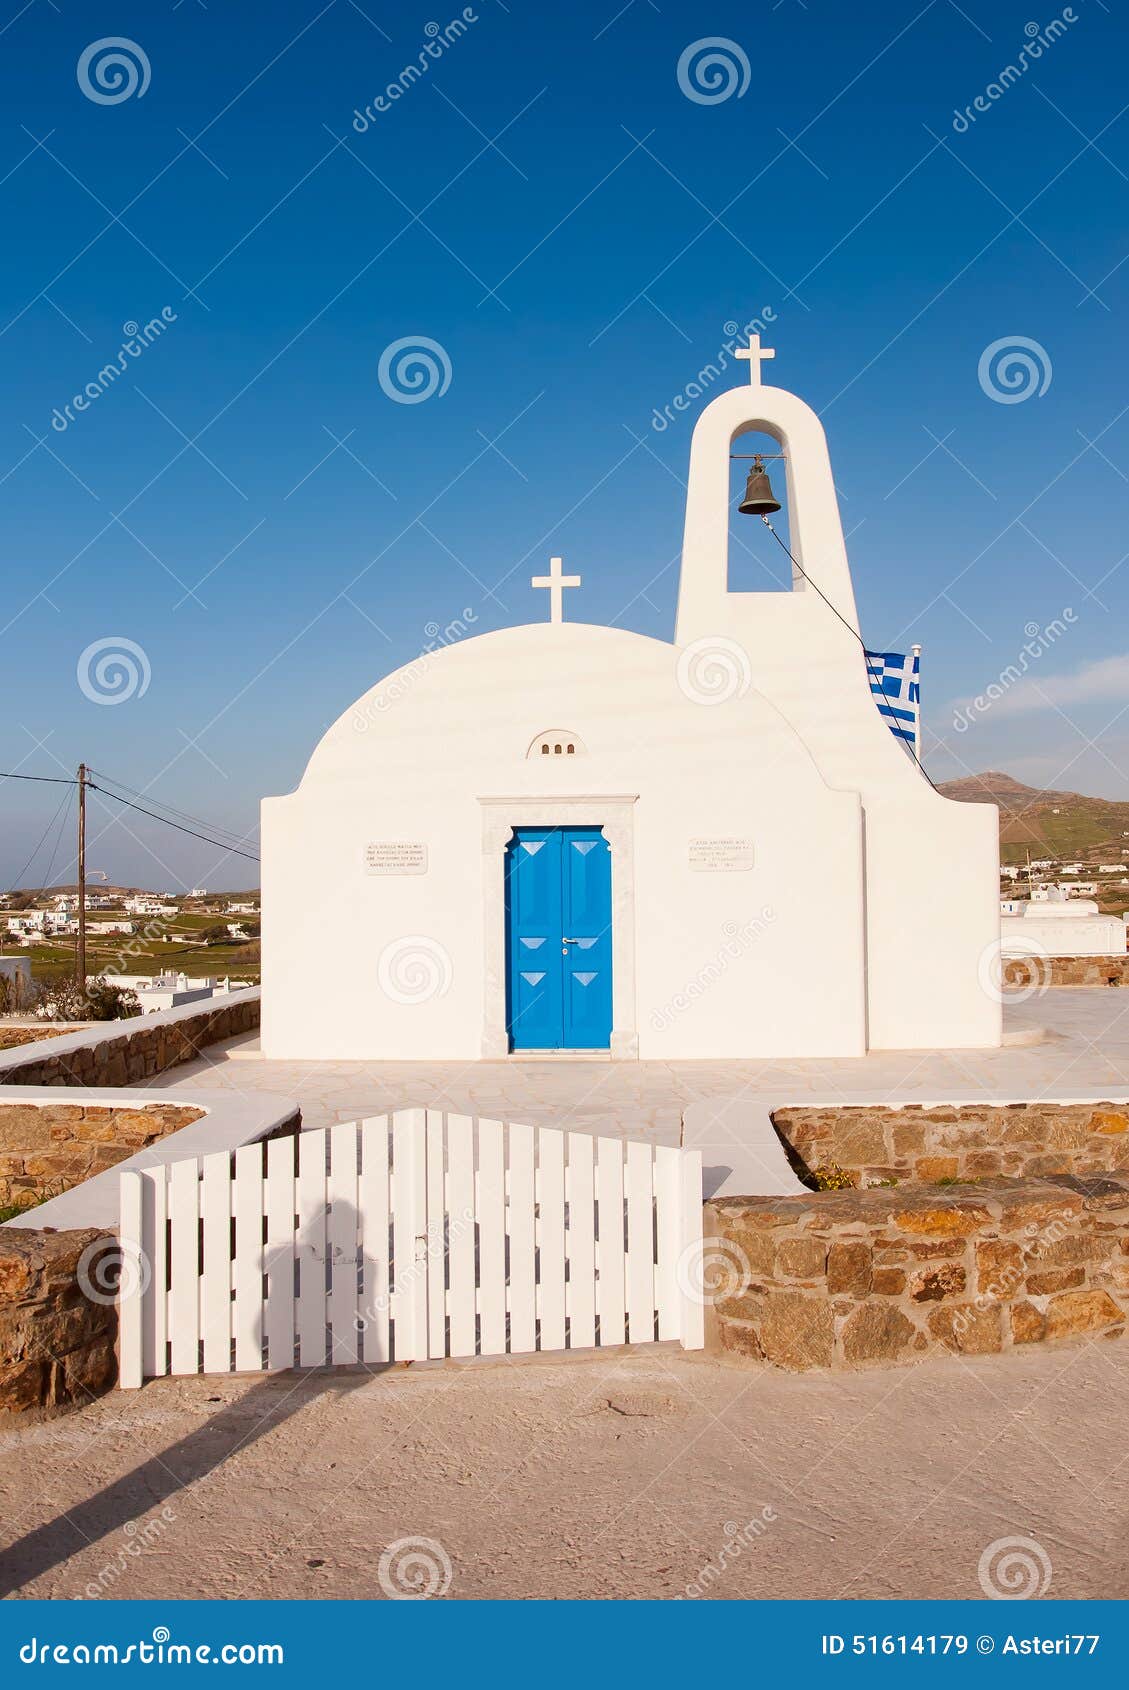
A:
[865,646,920,757]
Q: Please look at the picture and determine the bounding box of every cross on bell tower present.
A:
[735,333,775,387]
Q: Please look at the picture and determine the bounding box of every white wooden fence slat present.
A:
[391,1110,428,1361]
[118,1171,144,1389]
[232,1143,263,1372]
[565,1133,596,1349]
[536,1128,566,1351]
[425,1111,447,1360]
[596,1137,626,1348]
[679,1149,705,1351]
[119,1113,703,1386]
[359,1117,391,1364]
[653,1146,682,1342]
[625,1141,655,1345]
[477,1118,506,1356]
[507,1121,536,1354]
[201,1151,232,1374]
[297,1129,327,1368]
[445,1114,476,1357]
[264,1137,295,1371]
[168,1158,200,1375]
[141,1166,167,1379]
[328,1122,359,1365]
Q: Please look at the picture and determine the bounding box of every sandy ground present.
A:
[2,1338,1128,1602]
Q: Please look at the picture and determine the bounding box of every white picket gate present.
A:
[118,1110,703,1386]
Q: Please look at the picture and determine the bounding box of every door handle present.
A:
[562,936,579,944]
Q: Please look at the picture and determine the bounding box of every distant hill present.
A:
[938,771,1129,866]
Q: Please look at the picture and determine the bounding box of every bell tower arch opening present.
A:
[728,428,795,592]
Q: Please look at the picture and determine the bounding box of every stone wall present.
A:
[0,1227,117,1412]
[0,1102,203,1213]
[706,1175,1129,1372]
[0,991,259,1088]
[1004,955,1129,987]
[773,1102,1129,1189]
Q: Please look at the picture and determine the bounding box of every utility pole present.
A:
[76,763,87,991]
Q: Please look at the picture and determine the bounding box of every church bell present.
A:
[737,454,781,517]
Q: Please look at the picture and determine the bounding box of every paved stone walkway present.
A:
[159,988,1129,1188]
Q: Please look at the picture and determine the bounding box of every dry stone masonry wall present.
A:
[707,1175,1129,1373]
[0,1103,203,1212]
[773,1102,1129,1189]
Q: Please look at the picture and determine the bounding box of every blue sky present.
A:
[1,0,1127,888]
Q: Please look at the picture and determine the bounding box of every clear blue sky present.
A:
[1,0,1126,889]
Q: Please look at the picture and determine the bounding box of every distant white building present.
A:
[1099,864,1128,874]
[1001,888,1128,958]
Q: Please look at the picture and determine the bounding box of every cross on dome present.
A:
[735,334,775,386]
[532,555,581,624]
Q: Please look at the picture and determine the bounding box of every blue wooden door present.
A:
[505,827,613,1051]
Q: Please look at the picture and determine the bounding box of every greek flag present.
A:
[865,646,920,757]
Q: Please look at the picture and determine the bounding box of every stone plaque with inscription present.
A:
[364,841,428,876]
[688,837,754,872]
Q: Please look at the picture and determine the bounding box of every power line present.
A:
[86,782,261,862]
[3,785,73,893]
[87,768,257,852]
[759,516,941,794]
[0,770,77,785]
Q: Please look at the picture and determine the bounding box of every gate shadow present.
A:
[0,1369,373,1598]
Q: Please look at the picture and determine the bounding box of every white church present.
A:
[261,339,1000,1061]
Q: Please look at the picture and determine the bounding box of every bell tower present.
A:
[674,335,861,653]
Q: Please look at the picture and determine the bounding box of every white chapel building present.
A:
[261,339,1000,1061]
